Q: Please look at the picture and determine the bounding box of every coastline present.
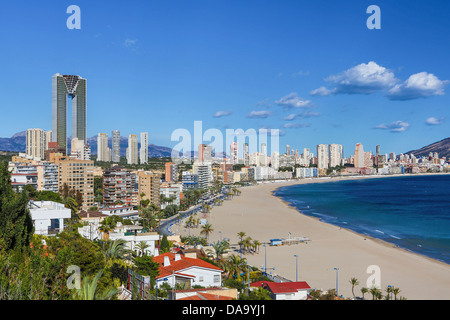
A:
[176,173,450,300]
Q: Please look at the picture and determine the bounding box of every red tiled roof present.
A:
[154,252,222,279]
[178,292,233,301]
[250,280,311,294]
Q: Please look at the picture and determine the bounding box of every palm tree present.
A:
[200,223,214,242]
[349,277,359,299]
[226,254,248,280]
[104,239,129,262]
[207,240,230,260]
[237,231,246,254]
[71,270,118,300]
[392,287,401,300]
[98,222,113,240]
[369,286,381,300]
[252,240,261,254]
[135,241,150,257]
[360,287,368,300]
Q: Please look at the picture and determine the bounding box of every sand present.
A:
[173,175,450,300]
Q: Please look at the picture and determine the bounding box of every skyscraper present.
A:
[317,144,329,169]
[97,133,111,162]
[354,143,365,168]
[230,142,239,165]
[112,130,121,162]
[126,134,138,165]
[243,143,249,166]
[52,73,87,153]
[26,128,52,160]
[140,132,149,164]
[329,144,343,167]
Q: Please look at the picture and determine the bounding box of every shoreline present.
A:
[175,173,450,300]
[271,174,450,268]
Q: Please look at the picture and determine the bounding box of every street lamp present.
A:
[294,255,298,281]
[334,267,340,297]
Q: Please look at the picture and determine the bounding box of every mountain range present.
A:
[0,131,173,158]
[405,137,450,159]
[1,131,449,159]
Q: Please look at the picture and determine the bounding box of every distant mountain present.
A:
[0,131,173,158]
[405,137,450,159]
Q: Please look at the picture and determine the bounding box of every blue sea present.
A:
[273,175,450,264]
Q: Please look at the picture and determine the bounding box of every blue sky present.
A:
[0,0,449,157]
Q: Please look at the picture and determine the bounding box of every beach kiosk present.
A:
[270,239,283,246]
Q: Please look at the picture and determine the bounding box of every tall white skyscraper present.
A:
[140,132,149,164]
[97,133,111,162]
[329,144,343,167]
[230,142,239,165]
[126,134,138,165]
[317,144,329,169]
[243,143,249,167]
[302,148,310,167]
[70,138,91,160]
[271,151,280,170]
[354,143,365,168]
[112,130,121,162]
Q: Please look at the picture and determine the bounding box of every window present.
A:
[199,276,204,282]
[213,275,220,283]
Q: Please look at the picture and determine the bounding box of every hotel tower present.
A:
[52,73,87,153]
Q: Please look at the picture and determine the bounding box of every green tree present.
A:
[159,235,171,253]
[71,270,118,300]
[200,223,214,242]
[0,161,34,252]
[349,277,359,299]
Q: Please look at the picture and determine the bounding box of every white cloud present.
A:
[374,120,410,132]
[324,61,397,95]
[387,72,448,100]
[283,111,321,121]
[246,110,272,119]
[310,86,335,96]
[275,93,312,108]
[213,110,232,118]
[425,116,445,125]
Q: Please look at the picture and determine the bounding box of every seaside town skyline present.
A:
[2,1,450,304]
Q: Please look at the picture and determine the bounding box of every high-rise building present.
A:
[26,128,52,160]
[193,163,212,190]
[317,144,329,169]
[52,73,87,153]
[103,167,137,207]
[271,151,280,170]
[230,142,239,165]
[112,130,121,163]
[97,133,111,162]
[329,144,343,168]
[165,162,178,182]
[57,158,94,210]
[138,171,161,206]
[140,132,149,164]
[259,143,268,166]
[198,144,206,162]
[126,134,138,165]
[70,138,91,160]
[302,148,310,167]
[243,143,249,166]
[354,143,365,168]
[286,145,291,156]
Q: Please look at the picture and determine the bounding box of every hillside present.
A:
[405,137,450,158]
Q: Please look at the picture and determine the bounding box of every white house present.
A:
[153,252,223,289]
[250,280,311,300]
[28,201,71,236]
[108,223,160,256]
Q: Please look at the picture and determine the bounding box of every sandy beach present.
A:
[174,175,450,300]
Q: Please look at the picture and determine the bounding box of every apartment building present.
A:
[137,171,161,207]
